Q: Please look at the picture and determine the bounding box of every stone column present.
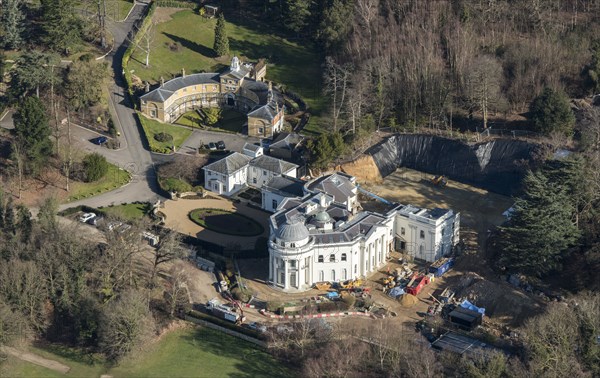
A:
[283,260,288,290]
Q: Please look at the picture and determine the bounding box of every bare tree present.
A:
[324,56,353,132]
[10,141,25,199]
[164,262,190,317]
[99,289,156,361]
[464,55,505,129]
[150,229,187,285]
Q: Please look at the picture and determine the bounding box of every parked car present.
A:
[216,140,226,150]
[91,136,108,145]
[79,212,96,223]
[208,142,217,151]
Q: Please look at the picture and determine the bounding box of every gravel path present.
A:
[1,346,70,374]
[161,194,270,249]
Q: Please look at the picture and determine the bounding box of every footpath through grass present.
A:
[138,113,192,153]
[67,163,130,202]
[130,9,325,120]
[3,326,291,378]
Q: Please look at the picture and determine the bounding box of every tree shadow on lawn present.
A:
[163,32,216,59]
[180,327,290,378]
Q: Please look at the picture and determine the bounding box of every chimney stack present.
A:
[145,81,150,93]
[182,68,186,78]
[160,76,165,87]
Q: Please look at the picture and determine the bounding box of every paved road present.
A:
[60,2,164,211]
[178,129,261,156]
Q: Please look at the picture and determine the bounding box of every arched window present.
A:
[331,270,336,281]
[419,245,424,256]
[342,268,347,280]
[319,270,324,281]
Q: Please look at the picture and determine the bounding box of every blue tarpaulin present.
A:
[460,300,485,315]
[326,291,339,299]
[388,287,405,298]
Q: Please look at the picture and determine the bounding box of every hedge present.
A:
[155,0,196,8]
[187,310,266,341]
[122,1,157,103]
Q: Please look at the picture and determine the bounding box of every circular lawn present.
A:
[188,208,264,237]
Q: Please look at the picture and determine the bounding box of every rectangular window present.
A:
[420,230,425,239]
[318,255,324,263]
[258,127,264,134]
[401,227,405,235]
[272,199,278,209]
[341,253,347,261]
[253,177,257,184]
[354,264,357,274]
[329,254,335,262]
[263,170,267,175]
[290,260,296,268]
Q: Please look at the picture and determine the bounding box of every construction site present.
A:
[187,134,552,356]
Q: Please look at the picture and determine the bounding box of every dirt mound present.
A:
[337,155,383,184]
[455,272,545,325]
[399,294,418,307]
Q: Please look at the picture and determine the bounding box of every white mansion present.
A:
[202,150,460,292]
[268,173,460,292]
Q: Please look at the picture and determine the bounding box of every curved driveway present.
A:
[60,2,164,211]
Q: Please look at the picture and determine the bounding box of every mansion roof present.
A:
[203,152,251,175]
[250,155,297,174]
[272,193,389,246]
[140,73,220,103]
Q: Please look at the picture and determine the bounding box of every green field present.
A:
[129,9,325,118]
[138,113,192,153]
[175,109,246,133]
[101,202,149,220]
[3,326,291,377]
[67,163,130,202]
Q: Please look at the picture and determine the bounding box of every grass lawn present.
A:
[175,109,246,133]
[189,208,264,236]
[100,202,149,220]
[138,113,192,153]
[3,327,291,378]
[67,163,130,202]
[106,0,134,21]
[130,9,325,119]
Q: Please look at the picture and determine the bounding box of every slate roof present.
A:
[140,73,221,103]
[263,176,305,198]
[221,66,250,80]
[250,155,297,174]
[270,192,389,246]
[203,152,251,175]
[243,143,262,153]
[307,173,356,205]
[248,101,282,121]
[270,133,304,150]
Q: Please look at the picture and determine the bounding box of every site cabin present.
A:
[448,306,483,330]
[206,298,242,323]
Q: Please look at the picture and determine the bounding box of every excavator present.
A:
[430,175,448,188]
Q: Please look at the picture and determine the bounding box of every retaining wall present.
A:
[367,134,546,196]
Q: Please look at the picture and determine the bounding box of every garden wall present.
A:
[366,134,546,196]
